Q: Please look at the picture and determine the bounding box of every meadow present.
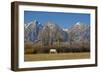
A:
[24,52,90,61]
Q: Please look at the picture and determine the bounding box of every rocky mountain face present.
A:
[68,22,90,42]
[24,20,43,42]
[38,22,68,45]
[24,20,90,46]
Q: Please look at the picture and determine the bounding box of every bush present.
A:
[24,43,33,54]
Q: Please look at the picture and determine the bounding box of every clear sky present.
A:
[24,11,90,29]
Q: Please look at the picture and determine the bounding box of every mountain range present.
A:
[24,20,90,46]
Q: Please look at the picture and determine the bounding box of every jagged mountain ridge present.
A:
[68,22,90,42]
[24,20,90,45]
[24,20,43,42]
[38,22,68,45]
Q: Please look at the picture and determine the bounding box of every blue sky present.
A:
[24,11,90,29]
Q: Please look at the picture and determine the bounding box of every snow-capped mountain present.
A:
[24,20,43,42]
[24,20,90,46]
[38,21,68,44]
[68,22,90,43]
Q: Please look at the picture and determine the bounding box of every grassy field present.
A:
[24,52,90,61]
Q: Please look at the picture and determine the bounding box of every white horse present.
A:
[50,49,57,54]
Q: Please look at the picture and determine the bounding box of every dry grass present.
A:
[24,52,90,61]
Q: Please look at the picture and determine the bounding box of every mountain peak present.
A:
[75,22,82,26]
[46,21,56,26]
[25,20,39,29]
[44,21,59,29]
